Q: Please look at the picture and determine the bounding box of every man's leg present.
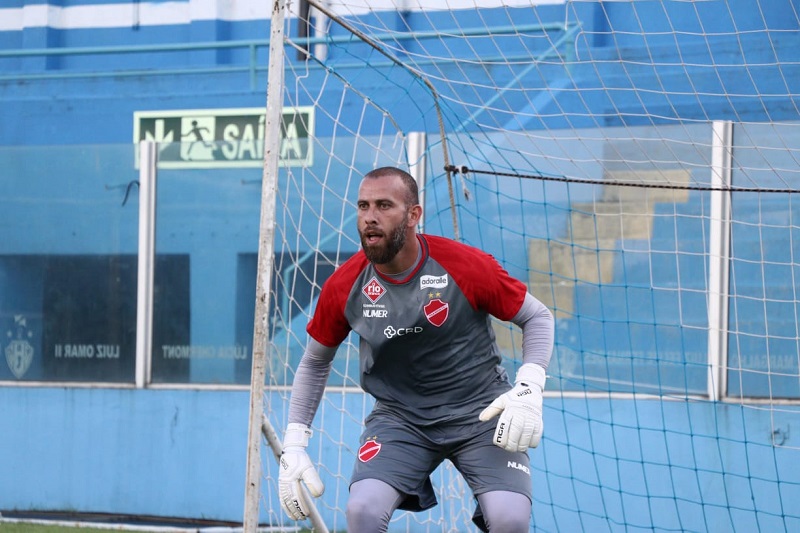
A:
[448,419,533,532]
[476,490,532,533]
[346,478,405,533]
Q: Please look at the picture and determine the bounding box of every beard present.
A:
[360,212,408,265]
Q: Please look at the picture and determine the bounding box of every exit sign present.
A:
[133,107,314,168]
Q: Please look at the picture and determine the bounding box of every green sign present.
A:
[133,107,314,168]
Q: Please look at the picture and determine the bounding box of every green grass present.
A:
[0,525,126,533]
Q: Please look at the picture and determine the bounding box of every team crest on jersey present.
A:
[424,298,449,327]
[358,439,382,462]
[362,277,386,303]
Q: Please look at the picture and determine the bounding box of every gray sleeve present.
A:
[510,292,555,371]
[287,337,337,427]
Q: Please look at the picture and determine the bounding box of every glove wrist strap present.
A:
[516,363,547,391]
[284,422,312,448]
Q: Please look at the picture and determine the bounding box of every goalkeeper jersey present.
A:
[307,234,529,426]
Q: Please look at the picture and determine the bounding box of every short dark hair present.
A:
[363,166,420,206]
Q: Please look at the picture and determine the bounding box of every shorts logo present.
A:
[507,461,530,475]
[420,274,448,290]
[423,298,449,327]
[358,439,382,462]
[362,277,386,303]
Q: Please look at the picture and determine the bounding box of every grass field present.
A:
[0,521,249,533]
[0,515,257,533]
[0,525,129,533]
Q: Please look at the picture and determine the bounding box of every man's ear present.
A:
[409,204,423,227]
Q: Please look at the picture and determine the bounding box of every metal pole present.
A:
[243,1,287,530]
[707,120,733,401]
[407,132,427,232]
[262,416,329,533]
[135,141,157,389]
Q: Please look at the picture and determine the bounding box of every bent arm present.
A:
[510,292,555,371]
[287,337,337,427]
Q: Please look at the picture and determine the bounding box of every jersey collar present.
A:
[373,234,429,284]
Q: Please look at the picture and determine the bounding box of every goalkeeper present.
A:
[279,166,554,532]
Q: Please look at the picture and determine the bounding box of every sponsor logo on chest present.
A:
[363,308,388,318]
[420,274,448,290]
[362,277,389,318]
[362,276,386,303]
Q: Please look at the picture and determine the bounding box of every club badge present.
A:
[358,439,382,462]
[424,298,449,327]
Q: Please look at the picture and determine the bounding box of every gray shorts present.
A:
[350,407,533,514]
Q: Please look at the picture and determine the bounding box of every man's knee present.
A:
[346,495,386,523]
[483,511,530,533]
[346,479,399,533]
[478,490,531,533]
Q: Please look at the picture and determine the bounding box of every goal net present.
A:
[248,1,800,531]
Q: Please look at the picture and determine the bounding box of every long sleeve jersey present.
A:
[289,233,554,426]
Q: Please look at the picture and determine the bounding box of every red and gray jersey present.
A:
[307,234,528,426]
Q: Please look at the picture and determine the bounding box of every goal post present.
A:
[243,0,287,530]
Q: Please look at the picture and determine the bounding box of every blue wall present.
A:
[2,388,798,531]
[0,387,251,521]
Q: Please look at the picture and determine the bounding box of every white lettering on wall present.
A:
[54,344,120,359]
[160,345,249,360]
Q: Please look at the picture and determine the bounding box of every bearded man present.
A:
[277,166,554,533]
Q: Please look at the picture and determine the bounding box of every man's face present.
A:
[357,175,411,265]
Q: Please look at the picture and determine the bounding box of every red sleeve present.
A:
[306,252,369,347]
[424,235,527,321]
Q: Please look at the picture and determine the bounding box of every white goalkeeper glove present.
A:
[278,423,324,521]
[479,363,546,452]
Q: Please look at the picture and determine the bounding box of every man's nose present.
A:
[362,205,379,221]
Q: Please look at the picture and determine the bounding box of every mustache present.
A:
[360,224,383,236]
